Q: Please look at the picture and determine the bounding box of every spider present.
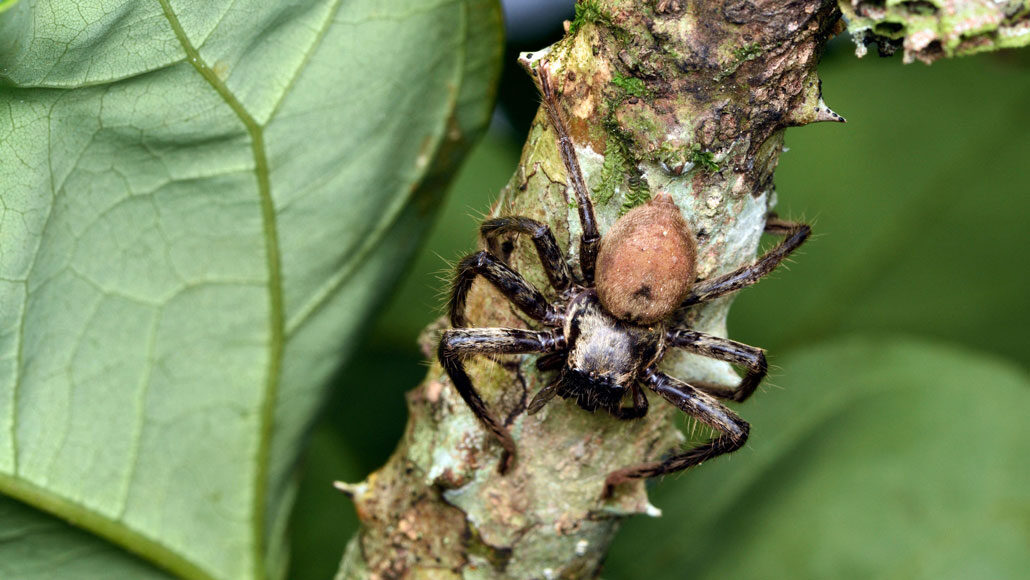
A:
[437,64,810,498]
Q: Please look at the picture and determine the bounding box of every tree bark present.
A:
[841,0,1030,63]
[336,2,847,578]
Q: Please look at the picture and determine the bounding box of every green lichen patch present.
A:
[599,112,654,215]
[733,42,763,61]
[690,144,720,173]
[568,0,611,36]
[656,142,689,174]
[656,142,719,175]
[619,175,652,215]
[715,42,764,82]
[841,0,1030,63]
[595,143,626,206]
[611,74,649,98]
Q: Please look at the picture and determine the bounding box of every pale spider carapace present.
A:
[438,64,810,498]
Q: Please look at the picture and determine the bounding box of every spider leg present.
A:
[439,327,564,473]
[481,217,574,294]
[448,251,561,328]
[538,65,600,284]
[535,351,566,371]
[666,329,767,403]
[602,370,748,498]
[681,217,810,306]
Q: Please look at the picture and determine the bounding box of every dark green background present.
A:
[291,43,1030,579]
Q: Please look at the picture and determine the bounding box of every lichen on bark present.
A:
[840,0,1030,63]
[335,2,846,578]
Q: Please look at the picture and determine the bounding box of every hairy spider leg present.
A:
[763,214,804,236]
[602,370,749,498]
[666,329,768,403]
[479,217,574,293]
[438,327,564,473]
[448,251,561,328]
[681,218,810,307]
[538,65,601,284]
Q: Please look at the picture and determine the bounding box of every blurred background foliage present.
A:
[292,6,1030,579]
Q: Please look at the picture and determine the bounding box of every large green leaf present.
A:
[605,336,1029,579]
[0,0,501,578]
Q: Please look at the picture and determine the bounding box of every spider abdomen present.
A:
[595,193,697,324]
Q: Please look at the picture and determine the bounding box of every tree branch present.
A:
[841,0,1030,63]
[336,1,846,577]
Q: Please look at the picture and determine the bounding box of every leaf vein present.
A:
[284,1,468,336]
[155,2,285,579]
[116,308,160,519]
[264,0,345,125]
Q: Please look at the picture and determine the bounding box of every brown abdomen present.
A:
[595,193,697,324]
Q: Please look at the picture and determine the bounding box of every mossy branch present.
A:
[841,0,1030,63]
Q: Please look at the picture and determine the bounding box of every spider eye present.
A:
[595,194,696,324]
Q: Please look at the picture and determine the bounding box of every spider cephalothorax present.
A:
[438,64,810,497]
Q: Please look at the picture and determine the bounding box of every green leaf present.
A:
[0,0,501,578]
[606,335,1030,579]
[0,495,170,579]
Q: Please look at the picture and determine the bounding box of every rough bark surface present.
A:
[841,0,1030,63]
[336,2,844,578]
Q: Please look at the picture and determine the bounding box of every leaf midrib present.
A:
[156,2,283,579]
[0,472,215,580]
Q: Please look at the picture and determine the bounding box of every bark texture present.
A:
[336,2,845,578]
[841,0,1030,63]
